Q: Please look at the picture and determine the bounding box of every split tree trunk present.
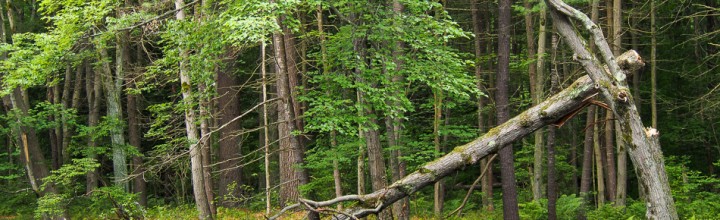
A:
[545,1,678,218]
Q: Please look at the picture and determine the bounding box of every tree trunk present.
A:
[650,0,657,129]
[433,90,444,217]
[546,31,560,220]
[545,1,678,218]
[60,65,75,165]
[48,82,61,170]
[273,14,309,210]
[526,0,544,202]
[198,84,215,215]
[216,50,243,208]
[471,0,494,210]
[174,1,213,218]
[86,61,101,193]
[594,110,605,206]
[10,87,57,196]
[98,37,128,190]
[497,0,520,218]
[389,1,409,218]
[277,69,649,219]
[261,40,272,215]
[126,72,147,206]
[604,110,616,202]
[579,105,596,219]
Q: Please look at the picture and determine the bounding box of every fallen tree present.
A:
[268,51,644,220]
[269,1,679,218]
[546,0,677,219]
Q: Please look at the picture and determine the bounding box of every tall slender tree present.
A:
[471,0,494,211]
[174,0,213,218]
[497,0,520,218]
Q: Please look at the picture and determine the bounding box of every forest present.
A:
[0,0,719,219]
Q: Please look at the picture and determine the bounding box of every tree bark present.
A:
[471,0,494,210]
[433,90,444,217]
[388,1,409,218]
[270,50,645,220]
[174,1,213,218]
[126,72,147,206]
[579,105,596,219]
[497,0,521,218]
[545,1,678,218]
[273,15,309,210]
[272,71,629,219]
[60,66,72,165]
[604,110,616,202]
[216,50,243,208]
[650,0,657,129]
[526,0,544,202]
[86,61,101,193]
[546,31,560,220]
[594,110,605,206]
[98,38,128,190]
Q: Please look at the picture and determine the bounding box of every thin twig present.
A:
[447,154,498,218]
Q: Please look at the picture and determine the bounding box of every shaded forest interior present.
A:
[0,0,719,219]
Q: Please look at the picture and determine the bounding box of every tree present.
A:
[215,48,243,208]
[471,0,494,211]
[497,0,521,218]
[174,0,213,218]
[268,57,638,218]
[545,0,677,218]
[272,12,309,209]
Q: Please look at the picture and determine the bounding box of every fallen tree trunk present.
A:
[271,51,645,219]
[271,75,596,219]
[268,50,642,219]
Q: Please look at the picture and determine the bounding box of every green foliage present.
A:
[36,193,70,219]
[86,186,146,219]
[586,200,645,220]
[665,156,720,219]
